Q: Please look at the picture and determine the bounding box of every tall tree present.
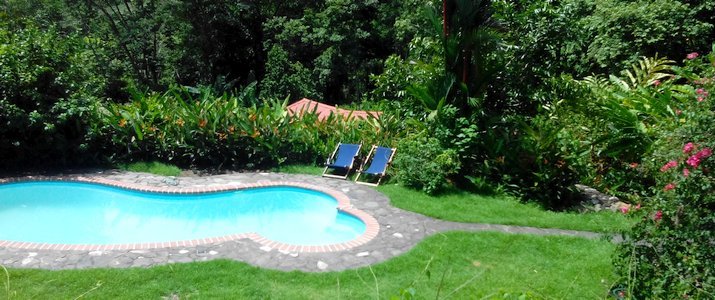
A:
[442,0,498,111]
[409,0,500,116]
[261,0,401,103]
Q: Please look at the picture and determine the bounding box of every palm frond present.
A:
[619,56,675,89]
[581,75,609,90]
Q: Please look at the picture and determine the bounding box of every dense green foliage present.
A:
[0,18,106,169]
[495,0,714,108]
[393,132,460,194]
[261,1,401,102]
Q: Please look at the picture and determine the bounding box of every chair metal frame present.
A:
[322,142,362,179]
[354,145,396,186]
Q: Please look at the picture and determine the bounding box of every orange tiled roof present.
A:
[286,98,381,121]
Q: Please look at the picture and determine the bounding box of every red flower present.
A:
[653,80,661,86]
[683,142,695,154]
[654,210,663,221]
[660,160,678,172]
[683,168,690,177]
[664,183,676,191]
[698,148,712,159]
[696,88,705,95]
[687,52,699,60]
[698,96,705,102]
[629,162,639,169]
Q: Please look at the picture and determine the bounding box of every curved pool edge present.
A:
[0,176,380,253]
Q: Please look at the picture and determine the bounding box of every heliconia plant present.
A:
[91,84,402,170]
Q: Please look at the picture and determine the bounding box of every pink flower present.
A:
[698,96,705,102]
[687,52,699,60]
[683,168,690,177]
[660,160,678,172]
[629,162,639,169]
[653,80,661,87]
[695,89,709,97]
[634,203,641,210]
[654,210,663,221]
[664,183,676,191]
[687,155,701,168]
[620,206,629,214]
[687,148,712,168]
[683,142,695,154]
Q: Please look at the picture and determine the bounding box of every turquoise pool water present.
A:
[0,181,365,245]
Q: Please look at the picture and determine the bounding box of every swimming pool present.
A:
[0,180,371,248]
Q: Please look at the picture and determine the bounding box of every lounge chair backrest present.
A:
[332,143,361,168]
[364,146,394,175]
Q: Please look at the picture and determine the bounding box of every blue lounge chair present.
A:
[354,145,396,186]
[322,143,362,179]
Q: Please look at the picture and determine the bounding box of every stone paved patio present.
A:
[0,170,605,272]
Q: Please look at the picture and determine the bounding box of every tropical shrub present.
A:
[516,115,585,209]
[370,36,445,119]
[92,84,402,170]
[562,56,687,199]
[0,19,106,169]
[260,0,403,103]
[461,114,586,209]
[615,46,715,298]
[444,75,591,208]
[393,131,461,195]
[492,0,593,115]
[260,45,318,100]
[492,0,714,118]
[584,0,713,71]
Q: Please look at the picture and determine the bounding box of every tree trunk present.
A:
[442,0,448,37]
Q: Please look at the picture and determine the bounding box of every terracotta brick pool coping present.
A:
[0,176,380,253]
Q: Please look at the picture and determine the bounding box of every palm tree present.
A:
[409,0,499,118]
[443,0,498,110]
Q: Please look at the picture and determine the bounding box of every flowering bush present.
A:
[615,46,715,298]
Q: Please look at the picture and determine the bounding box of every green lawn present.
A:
[272,164,325,176]
[5,232,616,299]
[381,185,633,233]
[276,164,635,233]
[116,161,182,177]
